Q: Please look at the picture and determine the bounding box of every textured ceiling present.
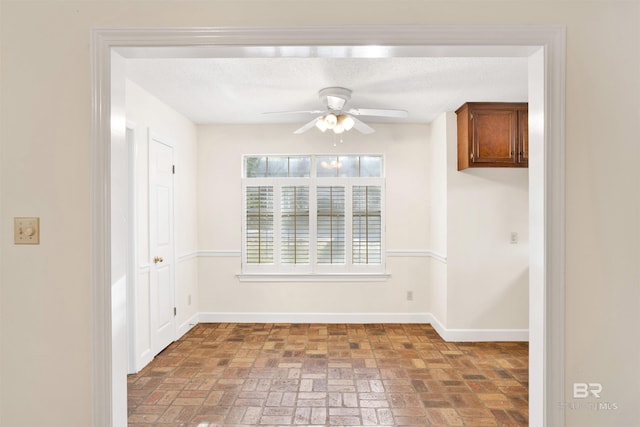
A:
[126,56,528,126]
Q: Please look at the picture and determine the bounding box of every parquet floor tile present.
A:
[128,324,528,426]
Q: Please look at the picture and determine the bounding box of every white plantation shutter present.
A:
[317,186,345,264]
[245,186,274,264]
[242,155,384,275]
[352,186,382,264]
[281,186,310,264]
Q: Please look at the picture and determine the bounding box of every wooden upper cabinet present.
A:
[456,102,528,170]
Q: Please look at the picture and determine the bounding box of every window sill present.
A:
[236,273,391,282]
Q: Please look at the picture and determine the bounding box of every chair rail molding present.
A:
[92,24,565,427]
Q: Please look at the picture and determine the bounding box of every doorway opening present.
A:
[91,25,565,426]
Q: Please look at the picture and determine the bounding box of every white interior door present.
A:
[149,135,176,355]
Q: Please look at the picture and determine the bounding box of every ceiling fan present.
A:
[264,87,408,135]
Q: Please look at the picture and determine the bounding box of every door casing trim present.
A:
[91,25,565,426]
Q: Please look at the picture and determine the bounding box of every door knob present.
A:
[153,256,164,264]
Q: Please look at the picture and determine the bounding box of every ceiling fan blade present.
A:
[263,110,325,116]
[352,117,375,134]
[348,108,409,118]
[293,117,321,134]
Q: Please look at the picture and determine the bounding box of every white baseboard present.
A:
[195,312,528,342]
[132,316,199,374]
[198,311,433,324]
[428,314,529,342]
[177,312,199,339]
[135,348,153,373]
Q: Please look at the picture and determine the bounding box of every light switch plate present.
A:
[14,217,40,245]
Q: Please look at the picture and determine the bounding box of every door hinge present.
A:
[174,307,177,316]
[172,165,175,174]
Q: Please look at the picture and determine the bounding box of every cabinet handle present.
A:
[519,151,524,156]
[153,256,164,264]
[511,150,514,156]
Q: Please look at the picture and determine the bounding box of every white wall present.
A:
[125,80,199,369]
[444,112,529,329]
[426,111,529,331]
[196,119,527,330]
[427,113,449,326]
[1,2,639,427]
[197,124,431,316]
[126,78,527,367]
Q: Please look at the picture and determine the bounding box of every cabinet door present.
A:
[471,108,518,166]
[518,109,528,166]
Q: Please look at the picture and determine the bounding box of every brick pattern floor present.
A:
[128,323,528,426]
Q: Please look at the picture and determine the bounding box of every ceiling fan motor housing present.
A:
[268,86,406,135]
[319,87,352,111]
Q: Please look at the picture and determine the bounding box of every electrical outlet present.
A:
[14,217,40,245]
[188,294,192,305]
[510,232,518,244]
[406,291,413,301]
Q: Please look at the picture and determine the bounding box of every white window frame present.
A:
[240,155,387,280]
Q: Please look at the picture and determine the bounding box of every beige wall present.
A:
[1,1,639,427]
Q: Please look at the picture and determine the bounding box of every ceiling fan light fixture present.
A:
[275,87,403,135]
[315,117,328,132]
[324,113,338,129]
[339,114,355,131]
